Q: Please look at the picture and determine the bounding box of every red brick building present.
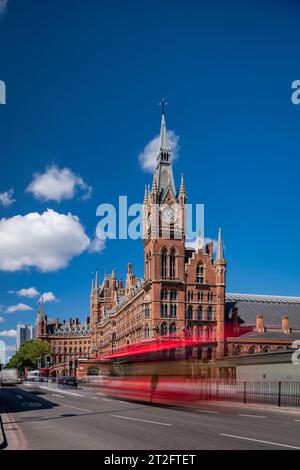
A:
[36,110,300,377]
[36,109,226,376]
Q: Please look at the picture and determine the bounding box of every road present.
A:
[1,382,300,450]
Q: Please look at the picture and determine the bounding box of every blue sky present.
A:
[0,0,300,349]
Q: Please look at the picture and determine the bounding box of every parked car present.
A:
[58,377,78,387]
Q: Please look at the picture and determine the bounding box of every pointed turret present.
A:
[159,110,169,151]
[154,104,176,198]
[38,299,45,320]
[197,225,203,251]
[143,185,148,204]
[90,277,94,297]
[94,269,99,290]
[179,174,186,201]
[152,174,158,193]
[216,227,224,261]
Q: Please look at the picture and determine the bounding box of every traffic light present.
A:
[38,356,42,368]
[45,355,51,368]
[69,359,73,368]
[74,358,78,369]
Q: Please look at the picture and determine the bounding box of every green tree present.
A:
[7,339,50,371]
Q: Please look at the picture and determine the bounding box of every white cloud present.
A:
[0,317,4,323]
[0,188,15,207]
[5,303,33,313]
[138,131,180,173]
[88,236,106,254]
[39,292,56,303]
[26,165,92,202]
[14,287,40,298]
[0,329,17,338]
[0,0,8,15]
[0,209,90,272]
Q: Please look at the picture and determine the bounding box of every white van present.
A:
[0,368,19,386]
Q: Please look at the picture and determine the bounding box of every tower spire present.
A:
[154,100,176,198]
[90,277,94,297]
[95,269,99,289]
[159,101,169,151]
[179,174,186,199]
[217,227,224,261]
[143,185,148,204]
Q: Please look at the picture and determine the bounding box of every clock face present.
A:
[162,207,177,224]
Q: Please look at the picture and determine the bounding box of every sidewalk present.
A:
[199,400,300,416]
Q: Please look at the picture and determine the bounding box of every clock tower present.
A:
[143,108,187,335]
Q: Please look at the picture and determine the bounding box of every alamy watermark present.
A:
[291,80,300,105]
[0,79,6,104]
[95,197,205,243]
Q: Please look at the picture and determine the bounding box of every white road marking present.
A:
[102,398,111,402]
[239,414,267,419]
[90,397,98,400]
[220,433,300,449]
[111,415,171,426]
[22,402,42,408]
[96,392,106,396]
[63,404,91,413]
[16,395,23,399]
[294,420,300,422]
[197,409,219,414]
[52,394,64,398]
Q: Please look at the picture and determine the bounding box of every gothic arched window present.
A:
[160,289,168,300]
[170,289,177,301]
[186,305,193,320]
[145,305,150,318]
[169,322,176,335]
[145,325,150,339]
[197,306,203,320]
[169,248,176,279]
[160,322,168,336]
[196,263,204,284]
[160,303,168,318]
[170,304,177,318]
[161,248,167,278]
[207,306,213,321]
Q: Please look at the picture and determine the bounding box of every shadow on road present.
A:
[0,386,59,415]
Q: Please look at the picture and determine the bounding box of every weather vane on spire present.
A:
[159,98,168,114]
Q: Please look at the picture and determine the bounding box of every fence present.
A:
[196,381,300,407]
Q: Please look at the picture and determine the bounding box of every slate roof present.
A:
[231,330,300,341]
[225,293,300,328]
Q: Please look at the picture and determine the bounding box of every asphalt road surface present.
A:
[1,382,300,450]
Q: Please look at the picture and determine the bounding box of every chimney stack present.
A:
[206,242,213,258]
[282,316,289,333]
[256,315,264,333]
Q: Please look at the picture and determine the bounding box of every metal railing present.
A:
[196,381,300,407]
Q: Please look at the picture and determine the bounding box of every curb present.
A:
[0,401,7,450]
[202,400,300,416]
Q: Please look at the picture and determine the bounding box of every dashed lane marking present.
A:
[239,414,267,419]
[63,404,92,413]
[197,409,219,414]
[111,415,171,426]
[52,394,65,398]
[220,433,300,449]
